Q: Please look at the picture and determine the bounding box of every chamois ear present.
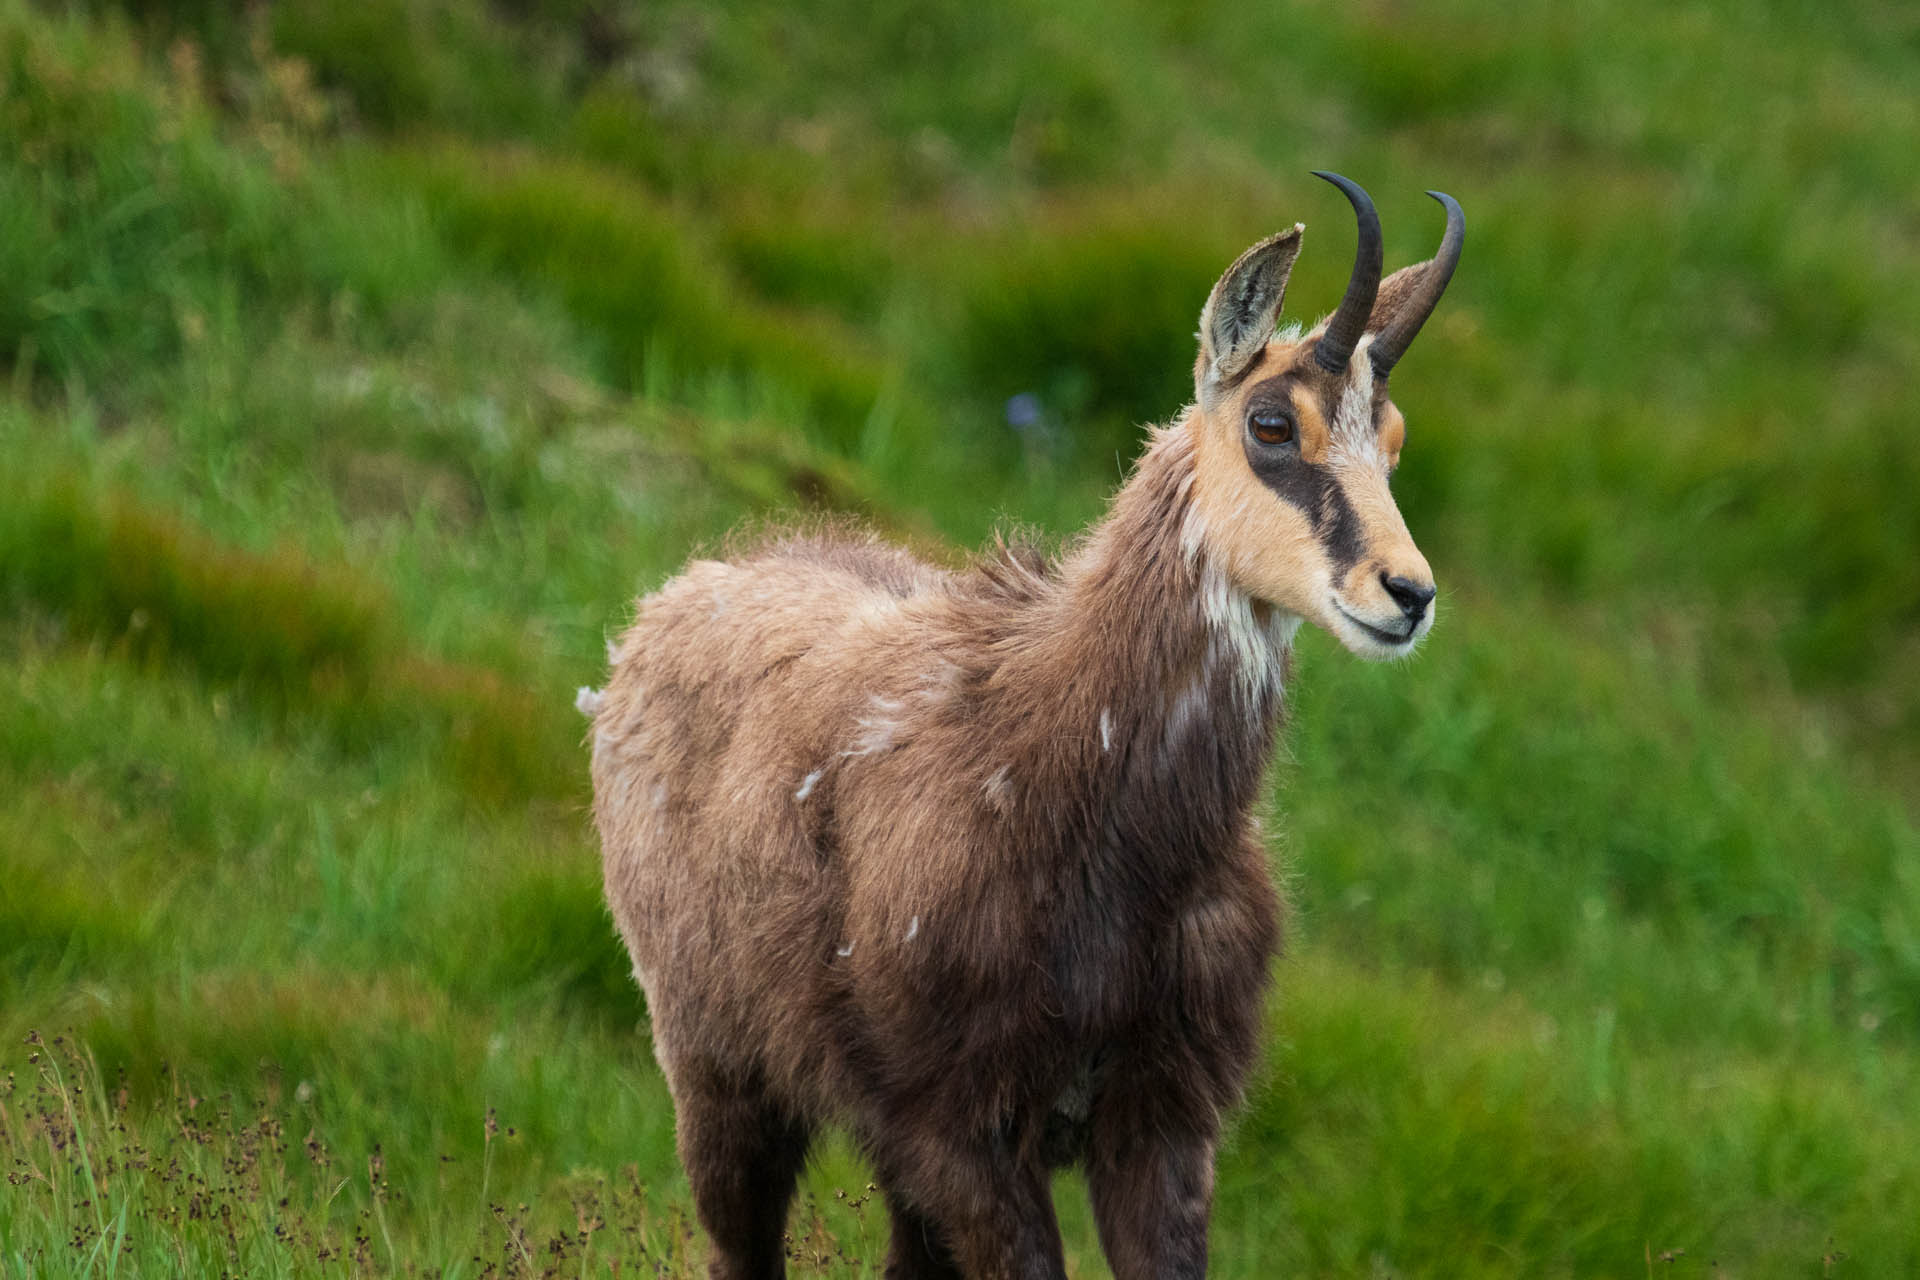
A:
[1364,190,1464,379]
[1199,225,1303,389]
[1367,261,1439,340]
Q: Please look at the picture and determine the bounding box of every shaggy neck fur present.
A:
[950,417,1295,903]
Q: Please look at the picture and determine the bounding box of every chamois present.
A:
[586,171,1463,1279]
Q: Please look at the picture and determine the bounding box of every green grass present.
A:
[2,0,1917,1273]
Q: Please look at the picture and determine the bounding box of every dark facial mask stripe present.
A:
[1312,478,1365,573]
[1241,434,1366,575]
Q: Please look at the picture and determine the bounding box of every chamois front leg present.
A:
[1084,1069,1219,1280]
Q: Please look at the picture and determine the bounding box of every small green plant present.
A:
[0,1032,870,1277]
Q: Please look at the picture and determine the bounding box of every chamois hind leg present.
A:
[1083,1063,1218,1280]
[866,1123,1066,1280]
[672,1067,812,1280]
[879,1188,963,1280]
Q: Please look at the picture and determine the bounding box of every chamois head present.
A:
[1187,171,1464,660]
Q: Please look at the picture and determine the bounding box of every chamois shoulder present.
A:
[722,522,950,601]
[604,524,947,714]
[954,531,1062,608]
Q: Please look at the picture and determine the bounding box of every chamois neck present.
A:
[986,422,1295,810]
[1063,423,1295,699]
[1056,432,1213,680]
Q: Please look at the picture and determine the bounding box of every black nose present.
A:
[1381,573,1436,621]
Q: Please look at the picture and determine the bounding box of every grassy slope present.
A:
[2,0,1917,1274]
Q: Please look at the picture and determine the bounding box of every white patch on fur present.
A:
[1195,559,1289,706]
[1178,473,1301,714]
[1179,504,1210,565]
[794,770,823,801]
[984,765,1012,808]
[1328,338,1381,465]
[574,686,605,717]
[1165,677,1210,750]
[914,659,962,705]
[651,782,668,809]
[605,636,621,665]
[1099,707,1113,753]
[904,915,920,942]
[843,697,902,758]
[836,941,855,958]
[851,595,908,628]
[1169,546,1300,723]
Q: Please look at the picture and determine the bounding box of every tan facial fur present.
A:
[1183,178,1463,660]
[1188,333,1436,661]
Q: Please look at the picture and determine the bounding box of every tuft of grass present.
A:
[0,473,580,806]
[386,142,895,451]
[1218,951,1919,1274]
[2,472,388,696]
[0,1029,856,1277]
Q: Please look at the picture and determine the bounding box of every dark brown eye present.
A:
[1250,410,1294,446]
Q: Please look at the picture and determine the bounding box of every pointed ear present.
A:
[1199,225,1302,389]
[1367,259,1439,336]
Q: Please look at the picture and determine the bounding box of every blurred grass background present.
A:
[1,0,1916,1274]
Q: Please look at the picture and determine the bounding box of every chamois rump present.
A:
[586,171,1464,1279]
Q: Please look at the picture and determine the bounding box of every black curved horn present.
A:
[1310,171,1383,374]
[1369,190,1465,379]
